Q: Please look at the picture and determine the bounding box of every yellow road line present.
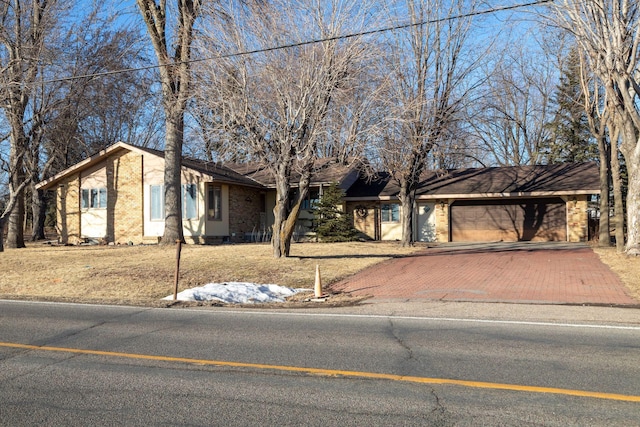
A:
[2,341,639,403]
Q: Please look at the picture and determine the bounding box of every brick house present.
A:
[36,142,267,245]
[36,141,600,245]
[344,162,601,243]
[35,142,361,245]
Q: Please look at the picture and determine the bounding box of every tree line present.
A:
[1,0,638,256]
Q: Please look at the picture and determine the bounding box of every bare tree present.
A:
[467,34,558,167]
[0,0,62,251]
[550,0,640,254]
[25,10,157,241]
[576,53,612,247]
[137,0,202,244]
[374,0,483,246]
[195,0,374,257]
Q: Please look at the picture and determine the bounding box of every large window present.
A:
[150,185,164,220]
[150,184,198,220]
[208,184,222,221]
[182,183,197,219]
[81,188,107,209]
[381,203,400,222]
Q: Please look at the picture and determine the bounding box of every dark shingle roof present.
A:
[346,162,600,199]
[227,158,358,188]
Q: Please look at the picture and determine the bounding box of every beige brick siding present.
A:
[107,151,144,244]
[567,196,589,242]
[435,200,449,242]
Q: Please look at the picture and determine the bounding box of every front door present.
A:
[416,203,436,242]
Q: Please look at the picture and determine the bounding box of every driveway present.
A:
[331,242,638,306]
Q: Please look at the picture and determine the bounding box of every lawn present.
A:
[1,241,638,305]
[0,241,421,305]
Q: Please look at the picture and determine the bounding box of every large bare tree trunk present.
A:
[137,0,200,244]
[31,186,47,241]
[397,183,413,247]
[271,163,311,258]
[620,119,640,254]
[162,112,185,243]
[610,140,625,253]
[596,136,610,246]
[6,146,27,248]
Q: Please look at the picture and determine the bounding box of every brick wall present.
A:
[108,151,144,244]
[567,196,588,242]
[435,201,449,242]
[228,185,264,242]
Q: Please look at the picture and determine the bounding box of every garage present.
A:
[450,198,567,242]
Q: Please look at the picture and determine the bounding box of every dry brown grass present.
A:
[0,241,421,305]
[592,247,640,300]
[3,242,638,306]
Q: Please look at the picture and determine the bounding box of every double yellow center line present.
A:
[2,341,638,403]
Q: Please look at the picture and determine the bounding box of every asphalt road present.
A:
[0,300,639,426]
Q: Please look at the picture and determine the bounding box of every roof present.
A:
[345,162,601,200]
[35,142,265,190]
[227,157,360,189]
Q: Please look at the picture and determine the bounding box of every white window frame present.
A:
[150,183,198,221]
[81,187,107,209]
[150,184,164,221]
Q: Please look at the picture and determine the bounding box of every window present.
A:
[150,185,164,220]
[301,188,320,210]
[208,184,222,221]
[150,183,198,220]
[381,203,400,222]
[81,187,107,209]
[182,183,197,219]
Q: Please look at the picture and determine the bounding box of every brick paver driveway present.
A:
[331,242,638,305]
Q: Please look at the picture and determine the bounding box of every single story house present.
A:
[35,142,360,245]
[36,142,268,245]
[36,141,600,245]
[344,162,600,243]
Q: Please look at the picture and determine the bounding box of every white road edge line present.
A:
[1,299,639,331]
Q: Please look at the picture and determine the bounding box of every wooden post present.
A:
[173,240,182,300]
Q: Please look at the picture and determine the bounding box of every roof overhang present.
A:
[344,189,600,202]
[35,141,150,191]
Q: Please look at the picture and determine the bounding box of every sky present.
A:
[164,282,311,304]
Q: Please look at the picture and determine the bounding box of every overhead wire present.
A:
[40,0,554,85]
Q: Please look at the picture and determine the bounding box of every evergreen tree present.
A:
[544,46,597,163]
[312,183,358,242]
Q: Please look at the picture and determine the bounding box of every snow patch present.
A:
[163,282,310,304]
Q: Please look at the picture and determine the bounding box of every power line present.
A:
[41,0,553,85]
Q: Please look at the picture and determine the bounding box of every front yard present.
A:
[1,241,638,305]
[0,241,421,305]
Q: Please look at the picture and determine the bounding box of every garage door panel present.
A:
[451,198,566,242]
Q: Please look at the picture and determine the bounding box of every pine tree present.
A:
[312,183,358,242]
[544,46,597,163]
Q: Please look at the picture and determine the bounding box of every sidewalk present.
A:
[330,242,638,306]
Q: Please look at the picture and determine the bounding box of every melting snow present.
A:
[164,282,310,304]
